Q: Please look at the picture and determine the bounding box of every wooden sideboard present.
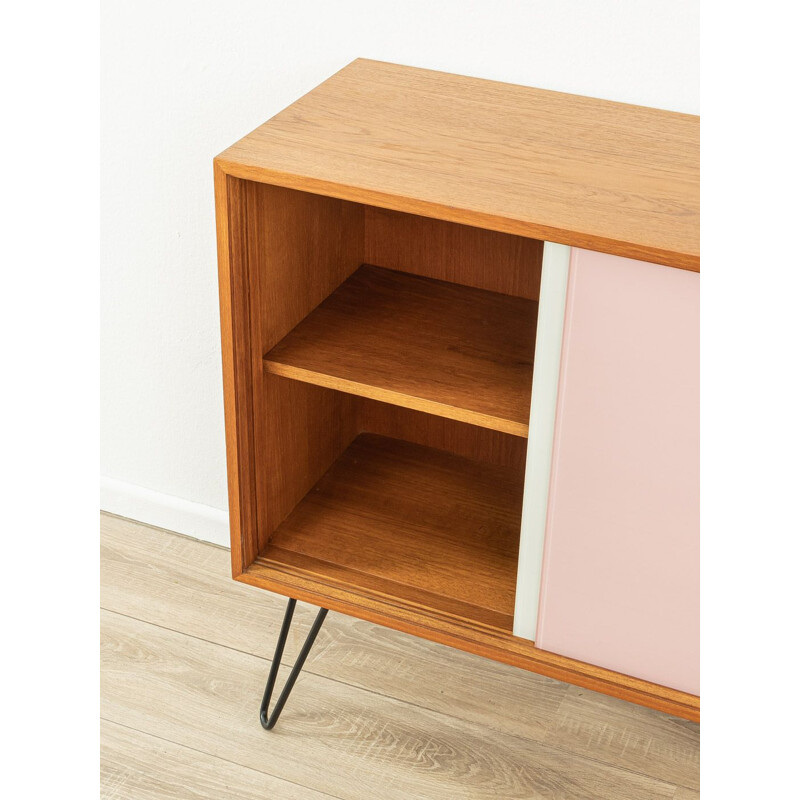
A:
[214,59,699,722]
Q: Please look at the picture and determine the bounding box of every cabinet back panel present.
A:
[365,206,542,299]
[359,399,527,471]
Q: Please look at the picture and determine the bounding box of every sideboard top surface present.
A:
[216,59,699,271]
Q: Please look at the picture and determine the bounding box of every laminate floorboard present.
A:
[100,720,333,800]
[100,513,565,741]
[100,513,699,798]
[544,686,700,790]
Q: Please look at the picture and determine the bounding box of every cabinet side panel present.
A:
[246,183,364,551]
[262,375,359,548]
[536,249,699,695]
[252,184,364,348]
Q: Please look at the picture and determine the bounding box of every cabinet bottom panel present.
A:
[258,432,523,632]
[237,564,700,722]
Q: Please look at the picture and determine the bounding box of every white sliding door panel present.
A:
[513,242,571,640]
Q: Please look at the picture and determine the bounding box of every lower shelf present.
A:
[255,433,524,632]
[239,432,701,722]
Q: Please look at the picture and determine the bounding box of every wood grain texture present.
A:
[100,514,567,742]
[264,266,537,436]
[259,375,358,552]
[215,68,701,724]
[249,182,363,350]
[216,59,699,270]
[239,560,700,721]
[359,398,527,471]
[101,608,677,800]
[544,685,700,790]
[262,433,524,629]
[237,181,364,555]
[214,168,257,574]
[364,206,543,298]
[218,219,699,719]
[101,721,330,800]
[100,514,699,795]
[244,552,700,722]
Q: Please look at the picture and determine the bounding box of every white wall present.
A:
[100,0,699,544]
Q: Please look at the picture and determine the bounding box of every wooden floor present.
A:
[100,513,699,799]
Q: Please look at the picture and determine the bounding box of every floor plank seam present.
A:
[101,606,558,742]
[101,717,348,800]
[102,607,687,790]
[101,515,699,796]
[101,605,558,745]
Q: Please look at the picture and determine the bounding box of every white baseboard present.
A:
[100,476,230,548]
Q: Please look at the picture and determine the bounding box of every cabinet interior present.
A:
[231,179,543,633]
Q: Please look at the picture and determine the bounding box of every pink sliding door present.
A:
[535,249,699,695]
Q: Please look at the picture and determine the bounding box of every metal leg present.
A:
[260,598,328,731]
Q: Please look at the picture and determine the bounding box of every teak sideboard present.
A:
[214,59,700,724]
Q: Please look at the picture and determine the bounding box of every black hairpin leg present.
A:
[260,598,328,731]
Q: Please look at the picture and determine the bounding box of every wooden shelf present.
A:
[253,433,524,632]
[264,266,537,437]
